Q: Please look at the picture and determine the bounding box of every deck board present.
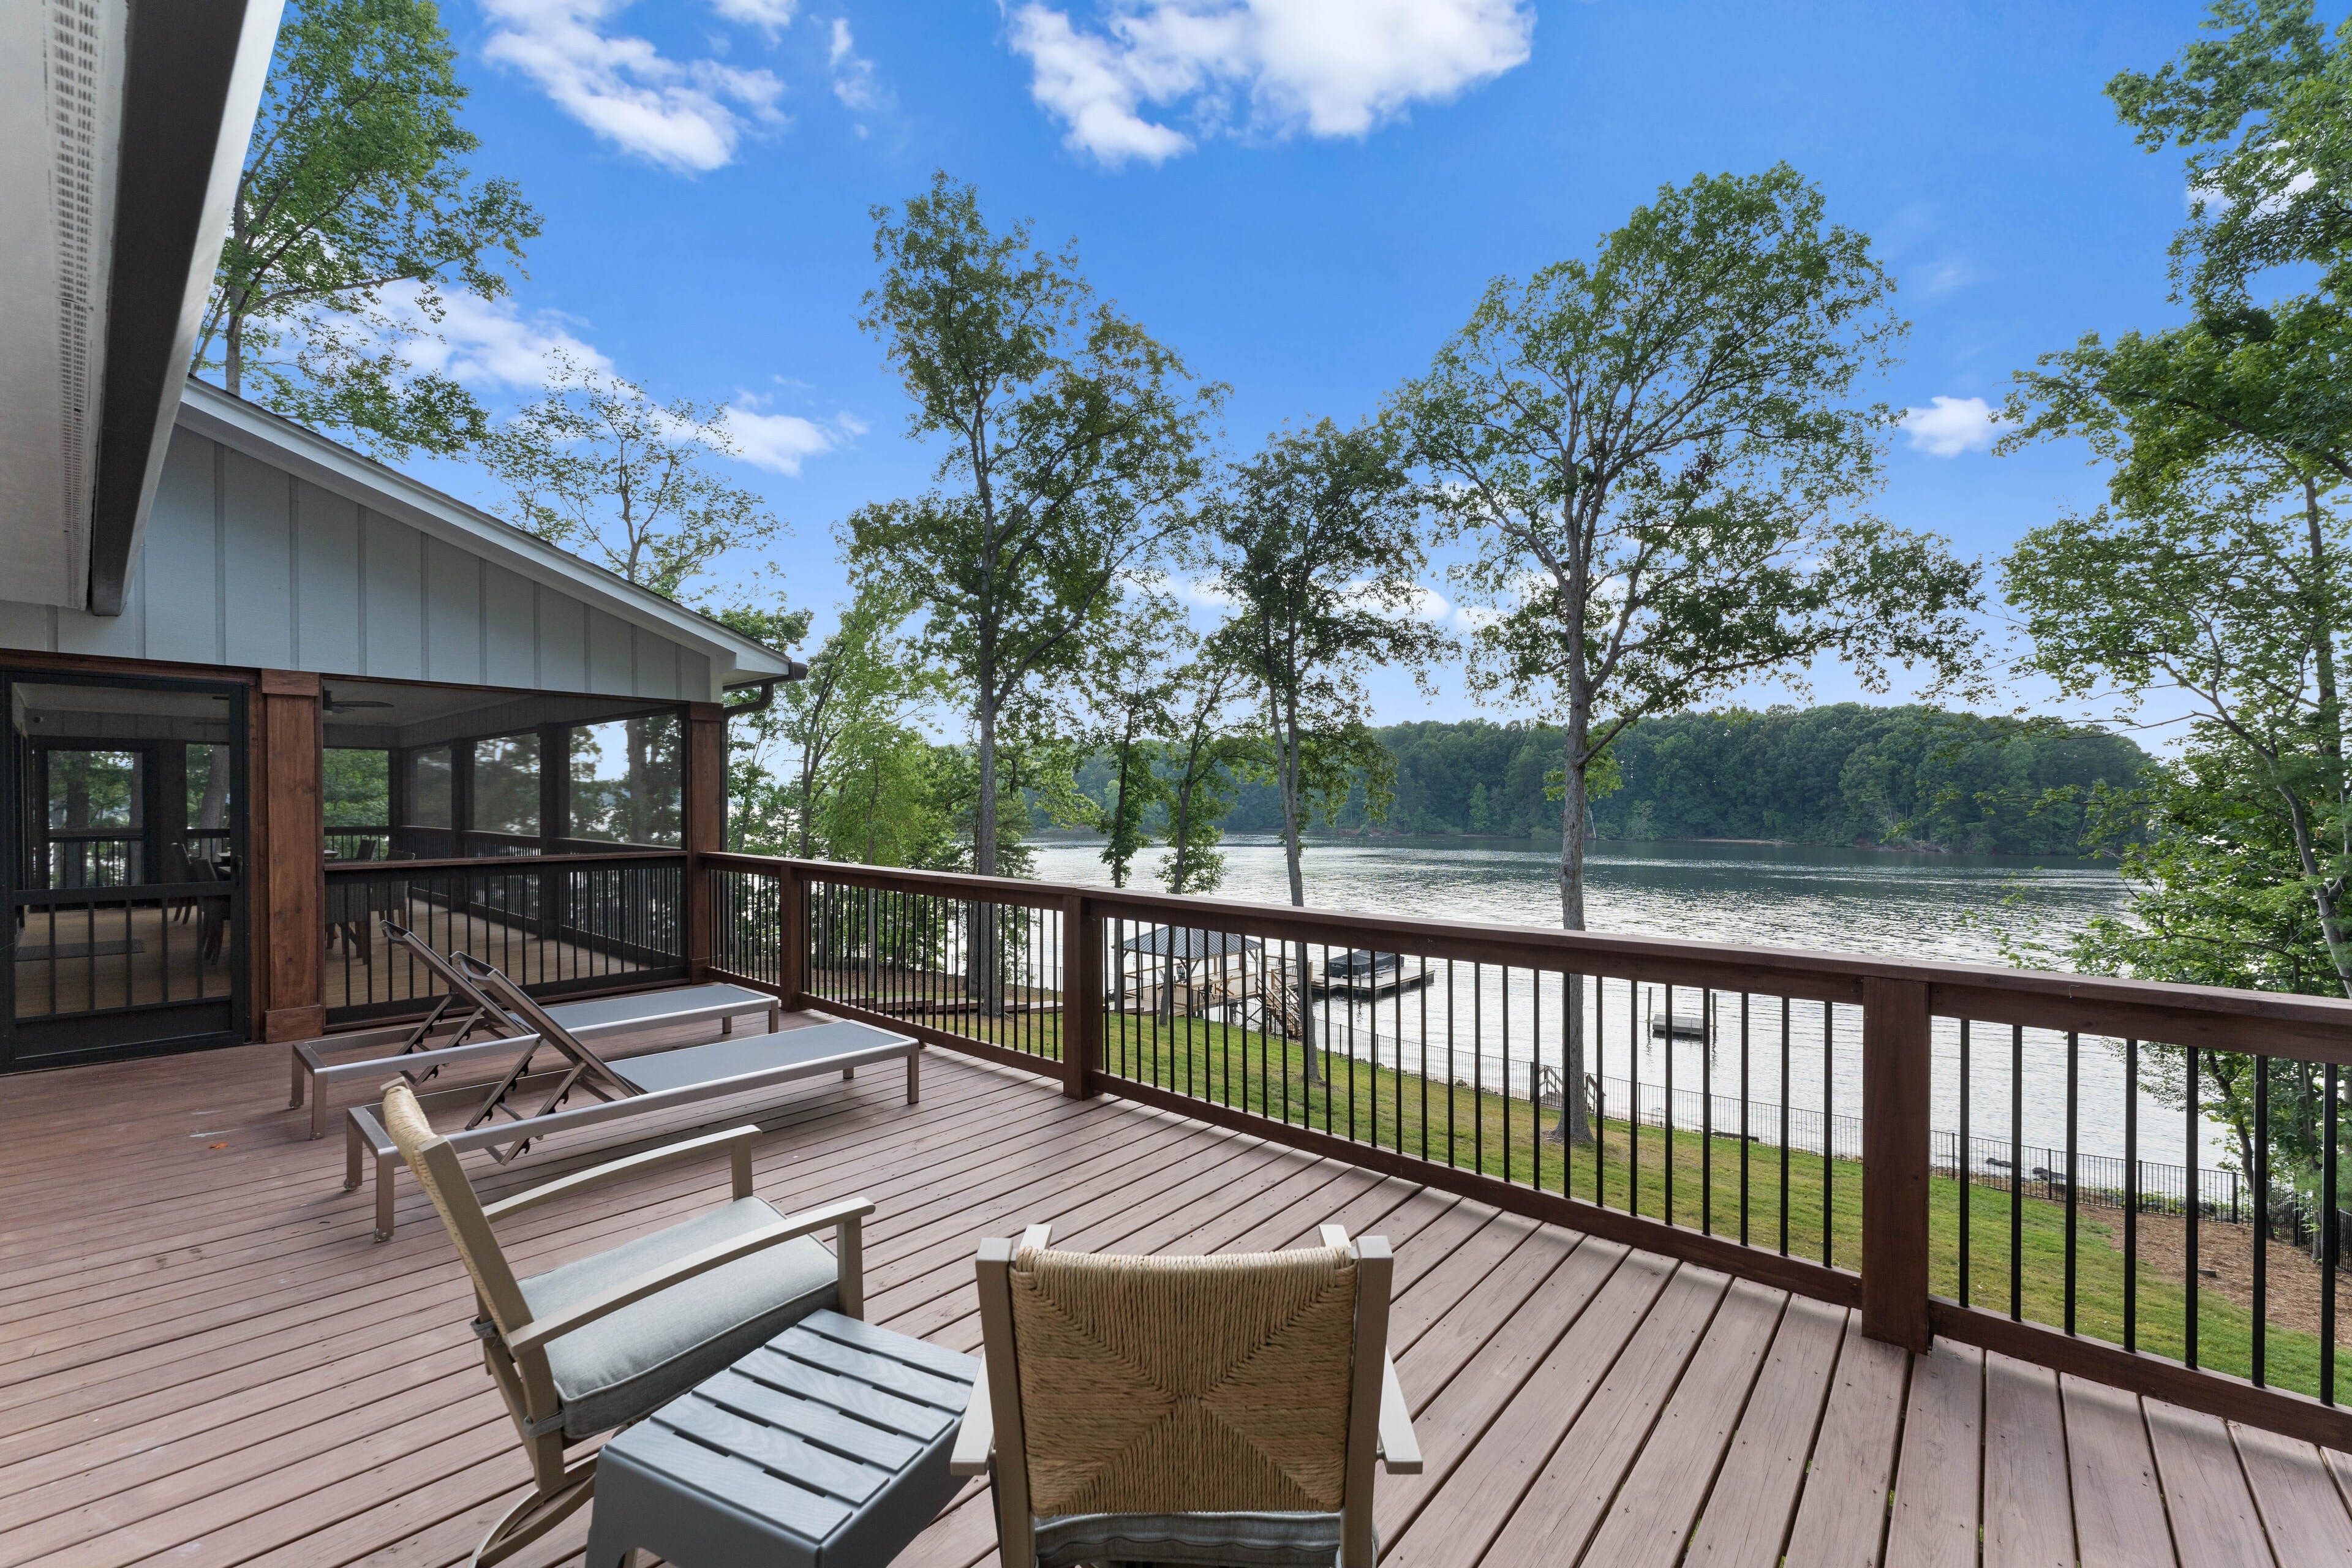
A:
[3,1028,2350,1567]
[1982,1350,2078,1568]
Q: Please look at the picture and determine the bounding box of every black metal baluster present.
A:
[1959,1019,1971,1308]
[2065,1030,2079,1338]
[1665,982,1676,1227]
[1630,984,1642,1218]
[1741,992,1751,1248]
[1472,962,1485,1175]
[2326,1062,2340,1406]
[1419,956,1430,1161]
[1822,1000,1833,1267]
[2252,1052,2266,1385]
[1502,965,1512,1183]
[2126,1036,2139,1353]
[1594,974,1607,1207]
[1780,995,1791,1256]
[2185,1046,2198,1368]
[2011,1023,2024,1322]
[1702,988,1714,1236]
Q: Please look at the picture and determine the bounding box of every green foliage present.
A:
[1077,598,1189,887]
[198,0,539,457]
[1395,163,1982,929]
[483,356,783,600]
[323,748,388,827]
[849,173,1222,875]
[1212,706,2145,850]
[1156,658,1266,895]
[720,587,956,867]
[2106,0,2352,303]
[1207,417,1447,905]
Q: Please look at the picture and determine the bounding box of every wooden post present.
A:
[1861,976,1932,1352]
[778,860,807,1008]
[682,703,726,980]
[257,670,325,1042]
[1061,892,1101,1099]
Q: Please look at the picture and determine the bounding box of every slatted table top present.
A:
[603,1310,977,1551]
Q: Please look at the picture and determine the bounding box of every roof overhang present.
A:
[176,379,799,685]
[0,0,281,617]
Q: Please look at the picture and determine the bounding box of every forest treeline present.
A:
[1076,705,2150,854]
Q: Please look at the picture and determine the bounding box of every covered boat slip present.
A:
[6,1031,2352,1568]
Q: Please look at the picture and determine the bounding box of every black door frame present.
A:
[1,669,252,1071]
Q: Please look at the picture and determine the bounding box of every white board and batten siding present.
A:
[0,424,756,703]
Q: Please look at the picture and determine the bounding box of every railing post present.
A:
[1061,892,1101,1099]
[1862,976,1932,1352]
[779,861,807,1009]
[682,703,726,982]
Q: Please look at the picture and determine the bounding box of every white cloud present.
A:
[722,401,866,475]
[710,0,796,39]
[481,0,785,173]
[827,18,886,115]
[394,287,612,388]
[1914,257,1977,298]
[1901,394,2002,458]
[1005,0,1534,167]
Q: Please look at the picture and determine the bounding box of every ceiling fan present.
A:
[322,689,394,714]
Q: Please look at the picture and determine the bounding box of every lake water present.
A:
[1027,834,2238,1177]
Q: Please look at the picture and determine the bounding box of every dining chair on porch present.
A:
[951,1223,1420,1568]
[378,1082,875,1566]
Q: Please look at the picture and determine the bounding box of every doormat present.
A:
[15,940,145,960]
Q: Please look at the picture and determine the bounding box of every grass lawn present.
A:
[949,1008,2346,1400]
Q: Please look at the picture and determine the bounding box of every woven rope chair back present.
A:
[1007,1242,1358,1518]
[381,1082,529,1335]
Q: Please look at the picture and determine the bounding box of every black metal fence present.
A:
[324,851,685,1022]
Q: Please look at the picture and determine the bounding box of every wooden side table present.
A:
[586,1310,978,1568]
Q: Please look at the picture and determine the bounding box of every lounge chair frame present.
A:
[344,957,918,1239]
[289,926,783,1140]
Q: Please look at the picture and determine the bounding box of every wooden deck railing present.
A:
[694,851,2352,1450]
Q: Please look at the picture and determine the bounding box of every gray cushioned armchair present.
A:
[380,1082,873,1566]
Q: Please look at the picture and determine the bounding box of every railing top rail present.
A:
[326,849,685,876]
[730,853,2352,1057]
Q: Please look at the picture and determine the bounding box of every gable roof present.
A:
[175,377,797,687]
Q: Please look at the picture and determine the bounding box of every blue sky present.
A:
[398,0,2257,738]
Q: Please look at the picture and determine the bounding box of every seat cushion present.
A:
[518,1197,839,1439]
[1032,1510,1348,1567]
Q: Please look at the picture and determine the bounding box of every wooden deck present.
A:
[6,1017,2352,1568]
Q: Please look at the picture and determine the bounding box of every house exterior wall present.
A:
[0,427,720,701]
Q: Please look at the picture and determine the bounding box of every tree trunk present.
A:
[974,688,999,877]
[968,687,1003,1016]
[1278,695,1317,1086]
[224,310,243,399]
[1551,615,1595,1143]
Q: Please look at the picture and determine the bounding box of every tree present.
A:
[1209,418,1448,908]
[1156,656,1262,897]
[1395,164,1981,936]
[2002,311,2352,994]
[484,355,782,599]
[1078,598,1188,888]
[848,173,1221,876]
[2106,0,2352,304]
[197,0,540,457]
